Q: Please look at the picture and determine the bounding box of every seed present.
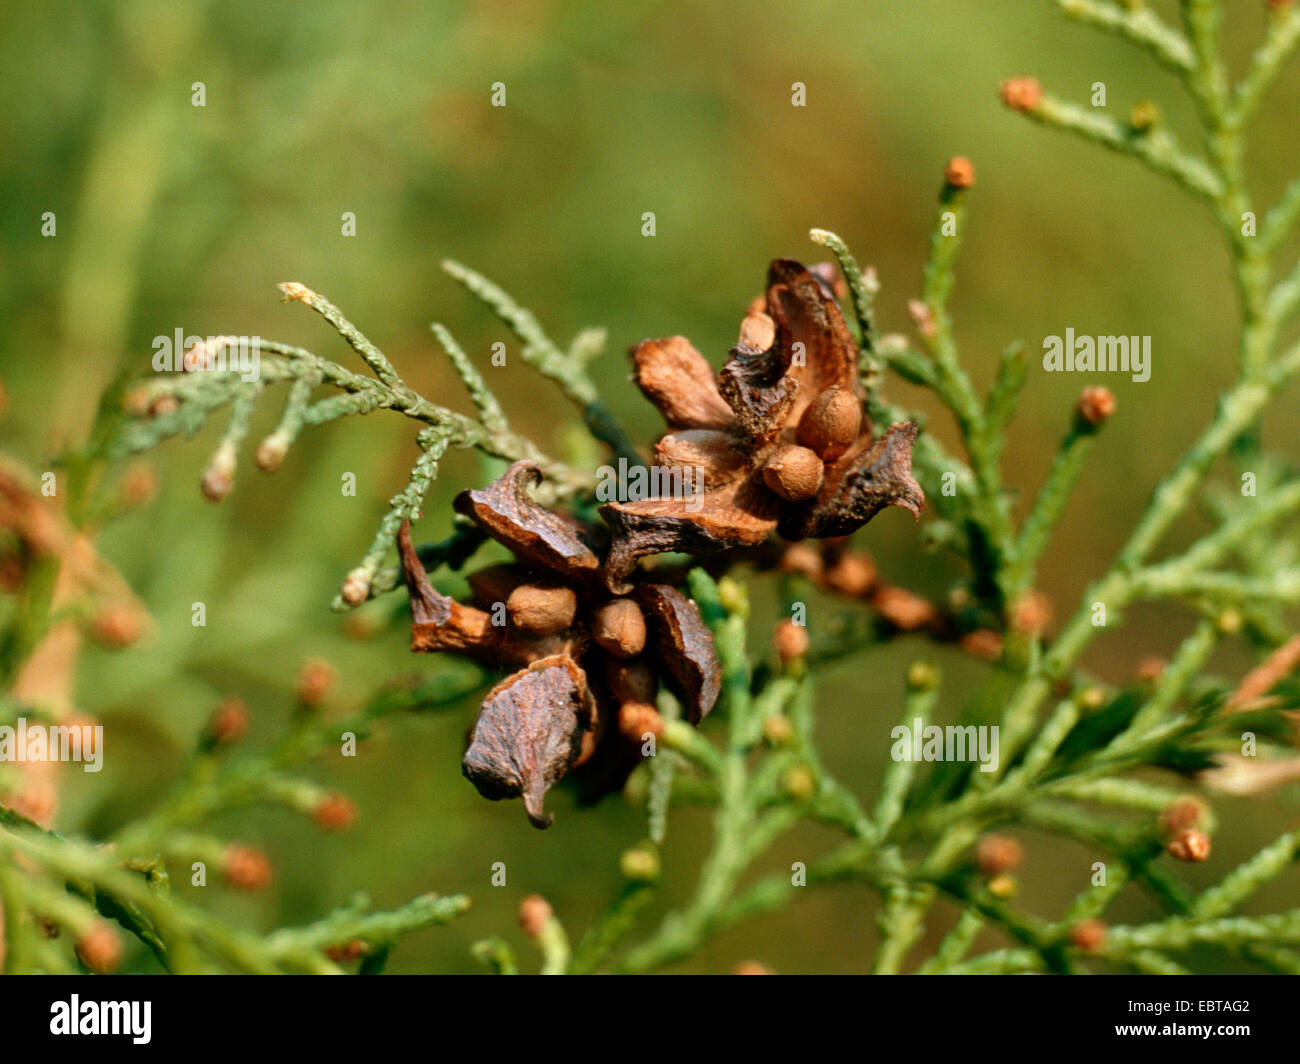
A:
[796,386,862,461]
[593,598,647,657]
[507,584,577,635]
[761,445,824,502]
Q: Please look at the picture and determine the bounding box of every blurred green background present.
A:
[2,0,1297,972]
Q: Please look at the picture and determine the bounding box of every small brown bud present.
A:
[796,386,863,462]
[618,700,664,742]
[1135,657,1166,683]
[1077,386,1116,426]
[1167,828,1211,862]
[1001,76,1044,113]
[75,922,123,973]
[90,604,145,648]
[118,462,158,507]
[208,696,250,744]
[976,834,1024,876]
[224,845,273,890]
[312,793,357,831]
[761,445,824,502]
[593,598,647,658]
[945,155,975,189]
[297,658,336,707]
[773,619,810,665]
[1159,796,1207,836]
[1010,589,1053,637]
[779,543,823,579]
[1069,919,1107,953]
[870,584,939,630]
[824,552,877,597]
[324,939,368,962]
[960,629,1004,661]
[733,960,775,975]
[518,894,553,938]
[506,584,577,635]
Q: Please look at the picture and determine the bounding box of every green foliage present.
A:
[5,0,1300,975]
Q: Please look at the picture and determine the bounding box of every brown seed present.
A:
[796,386,862,462]
[761,445,824,502]
[506,584,577,635]
[773,619,810,665]
[1069,919,1107,953]
[1167,828,1211,862]
[593,598,647,658]
[976,834,1024,876]
[518,894,553,939]
[618,700,664,742]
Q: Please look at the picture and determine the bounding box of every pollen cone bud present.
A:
[761,445,824,502]
[208,696,250,744]
[518,894,553,938]
[224,845,273,890]
[1000,76,1044,113]
[1077,386,1116,427]
[796,386,862,462]
[773,619,810,665]
[976,834,1024,876]
[1069,919,1107,953]
[75,922,123,973]
[297,658,336,707]
[312,792,357,831]
[944,156,975,189]
[1167,828,1211,862]
[593,599,647,658]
